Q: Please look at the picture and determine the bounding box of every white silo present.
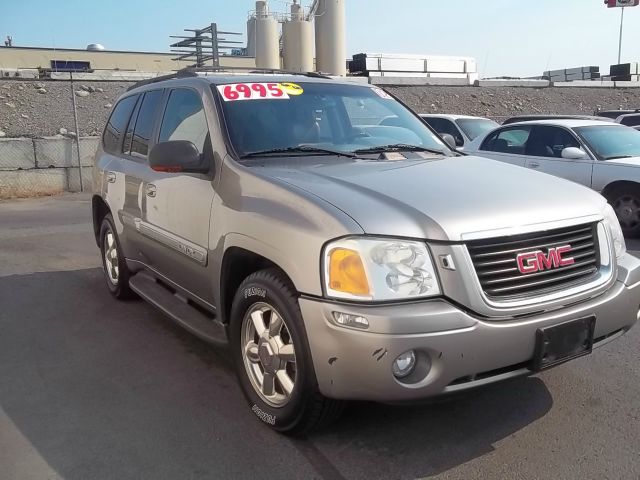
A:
[254,1,280,69]
[282,1,314,72]
[314,0,346,76]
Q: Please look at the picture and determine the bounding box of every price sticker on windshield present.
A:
[217,82,296,101]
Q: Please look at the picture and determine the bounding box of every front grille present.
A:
[467,223,600,299]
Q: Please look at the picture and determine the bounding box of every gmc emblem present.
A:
[516,245,575,274]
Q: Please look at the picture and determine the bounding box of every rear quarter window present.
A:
[103,95,139,154]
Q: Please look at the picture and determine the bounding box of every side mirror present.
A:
[440,133,457,150]
[561,147,588,160]
[149,140,209,174]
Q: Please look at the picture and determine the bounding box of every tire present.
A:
[230,268,344,435]
[606,185,640,238]
[99,213,135,300]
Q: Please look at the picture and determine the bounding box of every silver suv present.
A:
[92,70,640,434]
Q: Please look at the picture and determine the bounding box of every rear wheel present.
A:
[230,268,344,434]
[606,185,640,237]
[99,213,135,299]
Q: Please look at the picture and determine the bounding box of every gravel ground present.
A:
[2,79,640,138]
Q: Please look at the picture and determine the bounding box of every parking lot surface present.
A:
[1,194,639,480]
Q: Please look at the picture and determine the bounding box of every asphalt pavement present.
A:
[1,194,639,480]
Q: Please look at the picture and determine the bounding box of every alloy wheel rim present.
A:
[614,195,640,229]
[103,229,119,285]
[241,302,297,408]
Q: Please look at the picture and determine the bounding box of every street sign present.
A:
[606,0,639,7]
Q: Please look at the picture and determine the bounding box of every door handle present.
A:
[106,171,116,183]
[528,162,540,169]
[145,183,157,198]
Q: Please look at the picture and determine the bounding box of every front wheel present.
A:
[606,185,640,238]
[230,268,344,435]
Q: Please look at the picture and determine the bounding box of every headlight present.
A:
[603,203,626,259]
[323,237,441,301]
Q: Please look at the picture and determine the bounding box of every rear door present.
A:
[102,93,145,260]
[476,126,532,166]
[139,87,216,300]
[523,126,593,187]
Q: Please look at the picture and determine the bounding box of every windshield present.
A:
[215,81,449,158]
[575,125,640,160]
[455,118,499,140]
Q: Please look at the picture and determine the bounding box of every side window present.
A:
[481,127,531,154]
[122,96,142,155]
[103,95,138,154]
[424,118,464,146]
[525,126,580,158]
[159,89,209,153]
[130,90,164,158]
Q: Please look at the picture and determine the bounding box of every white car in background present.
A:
[615,113,640,129]
[419,114,499,149]
[466,119,640,236]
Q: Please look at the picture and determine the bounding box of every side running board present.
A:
[129,272,228,346]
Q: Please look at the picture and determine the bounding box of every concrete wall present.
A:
[0,137,96,198]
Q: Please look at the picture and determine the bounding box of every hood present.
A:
[253,156,607,241]
[603,156,640,167]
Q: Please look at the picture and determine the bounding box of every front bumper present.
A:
[300,255,640,402]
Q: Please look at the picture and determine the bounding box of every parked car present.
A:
[502,114,612,125]
[594,108,640,120]
[419,114,499,149]
[614,113,640,128]
[93,71,640,434]
[466,119,640,235]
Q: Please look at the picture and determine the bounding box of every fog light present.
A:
[392,350,416,379]
[332,312,369,329]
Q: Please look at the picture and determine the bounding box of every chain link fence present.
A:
[0,76,131,199]
[0,136,98,199]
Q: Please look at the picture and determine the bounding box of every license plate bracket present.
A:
[532,316,596,371]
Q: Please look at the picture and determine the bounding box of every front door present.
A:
[139,87,216,301]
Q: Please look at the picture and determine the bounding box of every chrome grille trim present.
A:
[467,223,600,300]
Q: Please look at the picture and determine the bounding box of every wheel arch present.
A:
[92,195,111,246]
[219,246,298,327]
[601,180,640,199]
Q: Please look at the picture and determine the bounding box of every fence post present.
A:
[69,71,84,192]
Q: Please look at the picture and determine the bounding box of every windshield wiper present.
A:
[353,144,446,155]
[242,145,358,159]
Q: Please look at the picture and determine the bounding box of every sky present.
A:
[2,0,639,78]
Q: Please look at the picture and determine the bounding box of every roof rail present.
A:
[182,65,332,78]
[126,66,331,91]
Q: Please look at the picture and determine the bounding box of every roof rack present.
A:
[127,66,331,91]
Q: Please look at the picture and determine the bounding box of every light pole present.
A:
[606,0,639,64]
[618,7,625,64]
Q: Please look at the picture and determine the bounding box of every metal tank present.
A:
[246,16,256,57]
[282,2,314,72]
[254,1,280,69]
[314,0,346,76]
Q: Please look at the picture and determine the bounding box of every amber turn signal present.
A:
[328,248,370,296]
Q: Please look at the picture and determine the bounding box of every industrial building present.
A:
[0,0,346,77]
[0,45,255,74]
